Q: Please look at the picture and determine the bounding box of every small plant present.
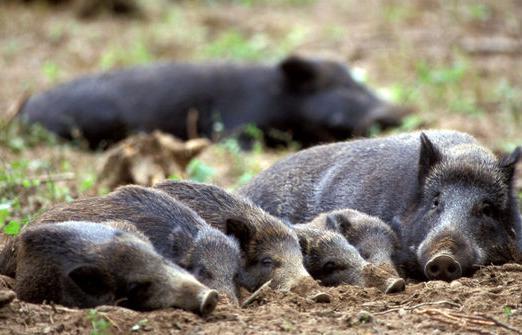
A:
[186,159,216,183]
[0,120,58,153]
[503,306,513,321]
[42,61,61,83]
[466,3,491,22]
[87,309,111,335]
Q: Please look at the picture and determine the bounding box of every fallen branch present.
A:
[373,300,462,315]
[477,314,522,335]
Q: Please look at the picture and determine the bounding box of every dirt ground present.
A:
[1,0,522,334]
[2,264,522,334]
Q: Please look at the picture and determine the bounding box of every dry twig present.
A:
[416,308,522,335]
[241,280,272,308]
[373,300,461,315]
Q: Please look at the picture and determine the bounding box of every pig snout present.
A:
[170,274,220,315]
[273,265,313,291]
[385,277,406,294]
[362,263,405,294]
[197,289,219,316]
[424,254,462,282]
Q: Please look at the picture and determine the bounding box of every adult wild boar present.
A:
[17,56,407,149]
[239,130,522,281]
[1,220,218,314]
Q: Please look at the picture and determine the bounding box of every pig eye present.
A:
[199,268,214,281]
[260,257,274,267]
[480,202,493,217]
[431,193,441,209]
[323,261,336,273]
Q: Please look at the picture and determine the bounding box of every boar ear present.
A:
[418,133,441,183]
[498,146,521,183]
[280,56,320,92]
[325,213,352,234]
[225,218,255,252]
[68,265,114,296]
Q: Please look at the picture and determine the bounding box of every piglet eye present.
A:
[260,257,274,267]
[431,193,440,209]
[323,261,336,273]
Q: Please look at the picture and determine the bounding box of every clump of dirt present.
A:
[1,264,522,334]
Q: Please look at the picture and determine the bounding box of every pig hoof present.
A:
[0,290,16,308]
[384,278,405,294]
[199,290,219,316]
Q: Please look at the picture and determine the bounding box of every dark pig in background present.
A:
[239,130,522,281]
[153,180,312,292]
[1,220,218,314]
[17,56,408,149]
[26,185,241,302]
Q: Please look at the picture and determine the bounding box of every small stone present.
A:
[398,308,407,317]
[450,281,462,288]
[310,292,331,303]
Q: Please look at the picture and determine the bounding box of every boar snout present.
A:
[424,254,462,281]
[198,289,219,316]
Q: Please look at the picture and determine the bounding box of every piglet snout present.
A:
[198,289,219,316]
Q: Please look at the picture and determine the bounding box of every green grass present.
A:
[199,26,309,61]
[87,309,111,335]
[99,39,153,70]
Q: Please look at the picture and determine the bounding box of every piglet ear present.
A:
[68,265,114,296]
[297,234,309,255]
[498,146,521,183]
[325,213,352,235]
[280,56,320,92]
[418,133,442,184]
[225,218,255,253]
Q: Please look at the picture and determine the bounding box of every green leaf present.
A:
[3,220,21,235]
[0,203,12,225]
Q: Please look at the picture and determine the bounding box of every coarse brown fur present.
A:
[154,180,311,291]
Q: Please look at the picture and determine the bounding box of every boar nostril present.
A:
[427,264,440,277]
[425,255,462,282]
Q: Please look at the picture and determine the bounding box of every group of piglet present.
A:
[0,181,403,315]
[1,129,520,316]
